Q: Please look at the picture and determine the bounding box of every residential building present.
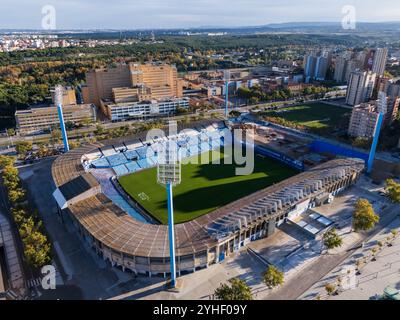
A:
[314,56,329,80]
[334,56,348,83]
[304,55,317,82]
[348,103,380,138]
[345,71,377,106]
[371,48,388,76]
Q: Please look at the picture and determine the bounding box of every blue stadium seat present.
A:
[91,157,110,168]
[200,142,210,152]
[108,153,128,167]
[136,147,147,159]
[211,140,221,149]
[124,150,139,160]
[137,159,151,169]
[150,156,159,165]
[189,145,199,156]
[113,164,129,176]
[125,162,141,173]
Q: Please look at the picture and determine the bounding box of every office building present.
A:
[50,86,77,105]
[85,63,183,107]
[129,63,183,99]
[15,103,97,134]
[86,64,131,106]
[100,98,189,122]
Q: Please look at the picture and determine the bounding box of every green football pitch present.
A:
[264,103,350,130]
[118,151,298,224]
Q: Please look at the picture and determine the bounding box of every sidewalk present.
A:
[299,217,400,300]
[0,212,26,297]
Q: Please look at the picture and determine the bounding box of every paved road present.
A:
[19,158,159,300]
[264,202,400,300]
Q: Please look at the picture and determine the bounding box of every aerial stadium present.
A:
[51,119,365,278]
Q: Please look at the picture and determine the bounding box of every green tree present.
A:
[8,187,26,203]
[24,241,51,269]
[6,128,15,136]
[214,278,253,300]
[15,141,33,157]
[385,179,400,203]
[50,129,62,146]
[0,155,15,169]
[263,265,284,289]
[323,228,343,252]
[325,283,336,296]
[2,165,20,189]
[352,199,380,232]
[11,207,27,226]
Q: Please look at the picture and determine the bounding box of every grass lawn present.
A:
[118,151,298,224]
[264,103,351,130]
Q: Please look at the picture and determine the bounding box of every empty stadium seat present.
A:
[108,153,128,167]
[113,164,129,176]
[125,162,141,173]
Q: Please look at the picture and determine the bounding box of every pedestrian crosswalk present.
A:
[27,266,63,289]
[27,278,42,289]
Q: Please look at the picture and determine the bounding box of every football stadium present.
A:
[51,120,365,277]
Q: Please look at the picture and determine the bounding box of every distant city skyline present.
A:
[2,0,400,30]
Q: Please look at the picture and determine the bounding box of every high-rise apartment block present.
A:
[371,48,388,76]
[304,50,331,82]
[345,70,377,106]
[333,56,348,83]
[348,102,380,138]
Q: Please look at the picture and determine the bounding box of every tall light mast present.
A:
[224,70,230,118]
[54,85,70,152]
[157,121,181,287]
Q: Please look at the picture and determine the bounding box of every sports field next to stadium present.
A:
[264,102,351,130]
[118,150,298,224]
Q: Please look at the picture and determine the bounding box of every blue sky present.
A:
[2,0,400,29]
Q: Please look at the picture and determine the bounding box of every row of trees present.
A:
[263,116,306,131]
[236,86,294,104]
[214,265,285,300]
[0,155,51,269]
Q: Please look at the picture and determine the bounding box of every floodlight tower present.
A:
[367,91,386,174]
[367,112,384,174]
[54,85,70,152]
[224,70,230,118]
[157,123,181,287]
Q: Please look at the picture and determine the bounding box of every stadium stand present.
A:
[52,120,364,276]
